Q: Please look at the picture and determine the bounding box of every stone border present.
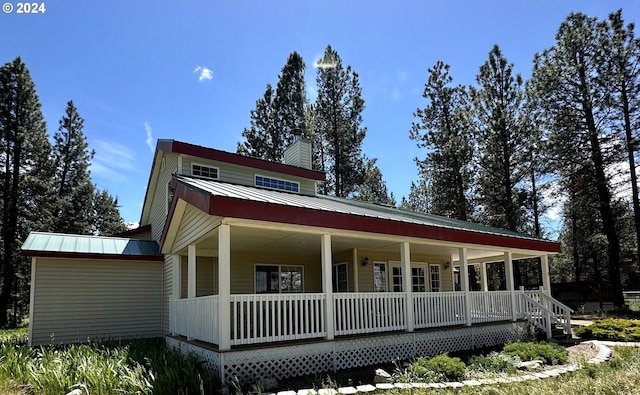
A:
[273,341,621,395]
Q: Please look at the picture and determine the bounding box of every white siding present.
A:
[162,255,174,334]
[149,153,179,242]
[30,258,163,346]
[172,205,219,253]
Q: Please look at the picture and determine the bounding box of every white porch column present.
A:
[218,224,231,351]
[401,242,414,332]
[321,234,335,340]
[187,245,196,299]
[481,261,488,291]
[540,255,551,295]
[459,248,472,326]
[171,255,181,336]
[504,252,518,321]
[353,248,359,293]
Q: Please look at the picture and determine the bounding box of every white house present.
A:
[22,138,571,385]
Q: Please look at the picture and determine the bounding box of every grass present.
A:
[0,330,220,395]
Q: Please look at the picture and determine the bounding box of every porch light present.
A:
[444,261,451,270]
[361,256,369,267]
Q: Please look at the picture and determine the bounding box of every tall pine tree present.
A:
[314,45,366,198]
[410,61,474,220]
[0,57,53,327]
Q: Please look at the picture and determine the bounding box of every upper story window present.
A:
[255,175,299,193]
[192,163,219,180]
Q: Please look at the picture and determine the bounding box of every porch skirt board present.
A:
[166,321,529,385]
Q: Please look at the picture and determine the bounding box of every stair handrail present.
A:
[520,292,551,338]
[536,290,573,335]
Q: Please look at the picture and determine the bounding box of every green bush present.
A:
[502,341,568,365]
[407,354,466,382]
[468,351,520,374]
[574,318,640,341]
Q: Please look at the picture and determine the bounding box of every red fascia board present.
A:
[163,140,326,181]
[21,251,164,262]
[207,196,562,253]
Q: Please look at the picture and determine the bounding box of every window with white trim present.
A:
[412,267,427,292]
[255,175,299,192]
[332,262,348,292]
[192,163,219,180]
[255,264,303,293]
[392,267,403,292]
[430,265,441,292]
[374,262,387,292]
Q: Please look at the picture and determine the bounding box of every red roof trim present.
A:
[207,196,561,253]
[21,251,164,262]
[160,140,326,181]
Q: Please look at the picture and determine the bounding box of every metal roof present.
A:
[175,175,552,244]
[22,232,162,259]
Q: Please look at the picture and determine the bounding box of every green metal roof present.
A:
[22,232,162,260]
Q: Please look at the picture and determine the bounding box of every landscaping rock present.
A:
[373,368,392,383]
[517,360,544,370]
[65,390,83,395]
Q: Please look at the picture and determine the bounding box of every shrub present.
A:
[574,318,640,341]
[502,341,568,365]
[418,354,466,381]
[468,351,520,374]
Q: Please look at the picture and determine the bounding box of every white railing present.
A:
[469,291,514,323]
[334,292,406,335]
[520,292,551,337]
[171,296,219,344]
[413,292,466,328]
[230,293,326,345]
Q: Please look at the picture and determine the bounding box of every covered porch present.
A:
[165,214,569,350]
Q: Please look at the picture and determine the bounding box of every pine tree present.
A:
[238,52,309,162]
[0,57,52,327]
[400,179,431,213]
[92,189,127,236]
[410,61,474,220]
[52,100,95,234]
[531,13,625,307]
[471,45,530,232]
[354,158,394,205]
[314,45,366,198]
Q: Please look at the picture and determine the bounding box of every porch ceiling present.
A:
[188,223,530,263]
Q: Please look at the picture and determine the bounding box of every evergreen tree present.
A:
[238,52,308,162]
[92,189,127,236]
[314,45,366,198]
[52,100,95,234]
[354,158,395,205]
[400,179,430,213]
[410,61,474,220]
[531,13,625,307]
[471,45,530,232]
[0,57,53,327]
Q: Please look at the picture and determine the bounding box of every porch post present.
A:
[540,255,551,295]
[321,234,335,340]
[459,248,472,326]
[218,224,231,351]
[504,252,518,321]
[171,255,181,336]
[188,245,196,299]
[481,261,488,291]
[353,248,359,293]
[401,242,414,332]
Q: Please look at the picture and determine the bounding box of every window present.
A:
[255,265,303,293]
[412,267,427,292]
[192,163,219,180]
[392,267,403,292]
[332,262,348,292]
[255,175,299,193]
[373,262,387,292]
[430,265,441,292]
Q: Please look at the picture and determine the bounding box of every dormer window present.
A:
[255,175,299,193]
[192,163,219,180]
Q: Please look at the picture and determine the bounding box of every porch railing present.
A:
[413,292,466,328]
[170,295,219,345]
[230,293,326,345]
[170,289,570,346]
[334,292,406,335]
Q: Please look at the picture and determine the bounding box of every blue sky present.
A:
[2,1,639,230]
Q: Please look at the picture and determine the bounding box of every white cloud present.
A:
[90,140,137,182]
[144,122,154,152]
[194,65,213,81]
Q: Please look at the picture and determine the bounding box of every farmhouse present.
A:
[21,137,571,385]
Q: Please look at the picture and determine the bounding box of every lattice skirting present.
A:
[167,322,529,385]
